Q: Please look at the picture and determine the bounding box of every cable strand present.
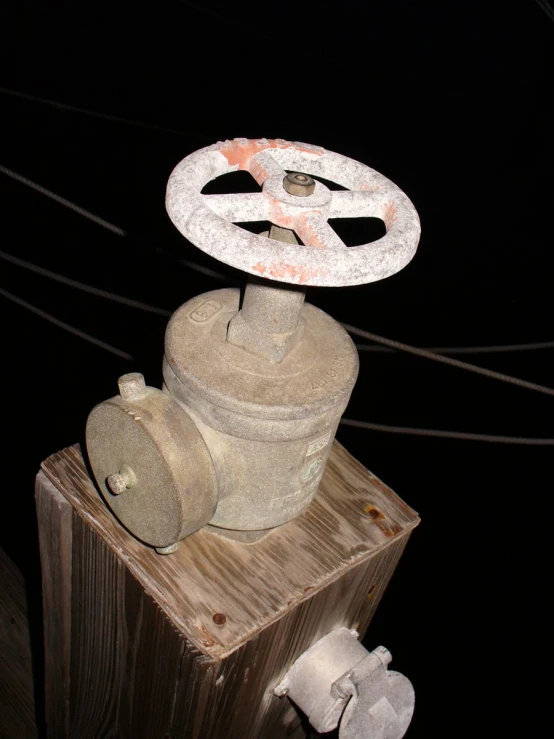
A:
[355,339,554,355]
[0,164,126,235]
[0,86,209,139]
[0,287,133,360]
[340,418,554,445]
[0,249,171,316]
[342,323,554,398]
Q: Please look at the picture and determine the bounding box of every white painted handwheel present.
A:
[166,138,420,287]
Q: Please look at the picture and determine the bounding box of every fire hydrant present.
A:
[86,138,420,553]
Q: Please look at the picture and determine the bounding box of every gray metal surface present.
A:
[274,628,414,738]
[226,226,307,362]
[86,376,218,548]
[164,287,359,530]
[165,138,421,287]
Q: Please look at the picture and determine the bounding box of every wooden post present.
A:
[0,548,39,739]
[36,442,418,739]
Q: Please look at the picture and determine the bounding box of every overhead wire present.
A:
[0,164,227,281]
[0,249,172,317]
[339,418,554,446]
[3,247,552,443]
[0,287,133,361]
[2,165,553,405]
[355,339,554,355]
[534,0,554,24]
[176,257,227,281]
[0,165,126,236]
[0,86,209,140]
[2,118,553,441]
[342,323,554,399]
[3,158,553,404]
[3,276,551,443]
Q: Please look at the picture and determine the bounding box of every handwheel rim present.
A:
[166,138,420,287]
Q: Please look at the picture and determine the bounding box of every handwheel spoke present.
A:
[249,150,287,186]
[295,213,348,250]
[328,189,387,219]
[203,192,270,223]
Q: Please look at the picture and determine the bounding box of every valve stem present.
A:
[227,224,306,363]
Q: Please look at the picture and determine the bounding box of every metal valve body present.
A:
[164,286,359,531]
[86,138,420,551]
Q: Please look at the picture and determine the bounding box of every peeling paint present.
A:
[252,261,326,284]
[220,138,323,174]
[268,199,300,231]
[384,202,398,230]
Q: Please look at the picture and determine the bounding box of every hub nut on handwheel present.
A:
[283,172,315,196]
[85,138,420,551]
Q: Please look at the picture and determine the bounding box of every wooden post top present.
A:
[41,443,419,660]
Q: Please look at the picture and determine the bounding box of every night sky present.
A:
[1,2,553,736]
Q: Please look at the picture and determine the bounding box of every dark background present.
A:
[1,1,553,736]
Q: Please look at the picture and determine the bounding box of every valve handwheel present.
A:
[166,137,420,287]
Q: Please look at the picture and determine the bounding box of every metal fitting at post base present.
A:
[274,628,415,739]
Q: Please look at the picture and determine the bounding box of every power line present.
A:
[1,164,229,282]
[534,0,554,24]
[177,257,227,281]
[0,249,171,317]
[3,276,551,442]
[343,323,554,399]
[5,154,553,406]
[3,244,552,442]
[6,240,551,392]
[340,418,554,446]
[0,286,133,360]
[356,339,554,355]
[0,164,126,235]
[0,86,209,140]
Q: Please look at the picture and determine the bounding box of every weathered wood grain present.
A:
[170,536,409,739]
[41,442,418,659]
[69,510,187,739]
[36,474,73,739]
[37,441,419,738]
[0,546,38,739]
